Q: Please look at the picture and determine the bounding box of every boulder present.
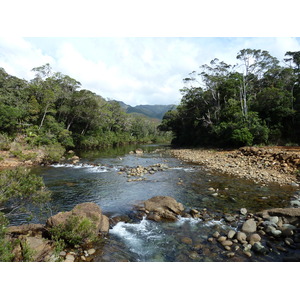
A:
[242,219,257,233]
[46,202,109,234]
[143,196,184,221]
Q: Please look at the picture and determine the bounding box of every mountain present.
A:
[109,100,176,120]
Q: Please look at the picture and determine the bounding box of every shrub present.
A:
[43,143,65,163]
[49,215,97,247]
[0,213,15,262]
[231,127,254,146]
[0,133,11,151]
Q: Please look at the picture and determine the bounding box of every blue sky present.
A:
[1,37,299,106]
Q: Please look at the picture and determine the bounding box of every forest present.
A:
[159,49,300,147]
[0,63,170,155]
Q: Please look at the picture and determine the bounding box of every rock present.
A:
[46,202,110,236]
[236,231,247,243]
[224,215,236,222]
[59,251,67,256]
[181,237,193,245]
[285,238,294,246]
[248,233,261,245]
[244,251,252,258]
[252,242,268,255]
[134,148,143,155]
[217,236,227,242]
[213,231,220,238]
[65,254,75,262]
[221,240,233,247]
[271,229,282,237]
[240,208,247,215]
[22,236,54,262]
[268,216,279,224]
[143,196,184,221]
[227,252,235,258]
[87,248,96,255]
[227,230,236,239]
[260,207,300,218]
[242,219,257,233]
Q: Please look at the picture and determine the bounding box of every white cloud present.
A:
[1,37,300,106]
[0,37,54,79]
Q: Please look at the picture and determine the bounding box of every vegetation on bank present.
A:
[160,49,300,148]
[0,64,171,158]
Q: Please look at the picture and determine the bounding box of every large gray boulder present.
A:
[143,196,184,221]
[46,202,109,234]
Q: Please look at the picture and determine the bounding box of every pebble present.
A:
[217,236,227,242]
[213,231,220,238]
[65,254,75,262]
[227,230,236,239]
[227,252,235,258]
[240,208,247,215]
[284,238,294,246]
[243,251,252,258]
[87,248,96,255]
[59,251,67,256]
[237,231,247,243]
[221,240,233,247]
[248,233,261,245]
[181,237,193,245]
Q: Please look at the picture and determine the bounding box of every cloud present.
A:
[0,37,54,79]
[1,37,300,106]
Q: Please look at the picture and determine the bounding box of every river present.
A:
[9,144,300,261]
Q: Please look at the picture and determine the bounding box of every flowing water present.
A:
[8,144,300,262]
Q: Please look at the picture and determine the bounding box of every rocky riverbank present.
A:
[169,146,300,186]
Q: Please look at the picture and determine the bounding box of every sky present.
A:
[1,37,300,107]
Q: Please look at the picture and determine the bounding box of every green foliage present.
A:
[161,49,300,147]
[19,240,35,262]
[43,143,65,163]
[0,133,10,150]
[49,215,97,247]
[0,167,51,220]
[0,213,15,262]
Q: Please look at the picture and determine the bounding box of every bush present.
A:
[0,133,11,151]
[0,213,15,262]
[43,143,65,163]
[49,215,97,247]
[231,127,254,146]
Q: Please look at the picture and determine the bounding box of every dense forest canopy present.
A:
[160,49,300,147]
[0,64,170,151]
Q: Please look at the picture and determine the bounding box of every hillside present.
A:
[109,100,176,120]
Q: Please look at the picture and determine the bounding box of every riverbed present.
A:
[9,144,300,261]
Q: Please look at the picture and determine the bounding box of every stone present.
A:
[237,231,247,243]
[65,254,75,262]
[181,237,193,245]
[23,236,53,262]
[144,196,184,221]
[46,202,109,235]
[224,215,236,222]
[227,252,235,258]
[242,219,257,233]
[248,233,261,245]
[87,248,96,255]
[240,208,247,215]
[271,229,282,237]
[285,238,294,246]
[59,251,67,256]
[213,231,220,238]
[227,230,236,239]
[217,236,227,242]
[268,216,279,224]
[252,242,268,255]
[244,251,252,258]
[221,240,233,247]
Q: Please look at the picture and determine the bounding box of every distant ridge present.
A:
[109,100,176,120]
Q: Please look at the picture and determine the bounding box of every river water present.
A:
[10,144,300,262]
